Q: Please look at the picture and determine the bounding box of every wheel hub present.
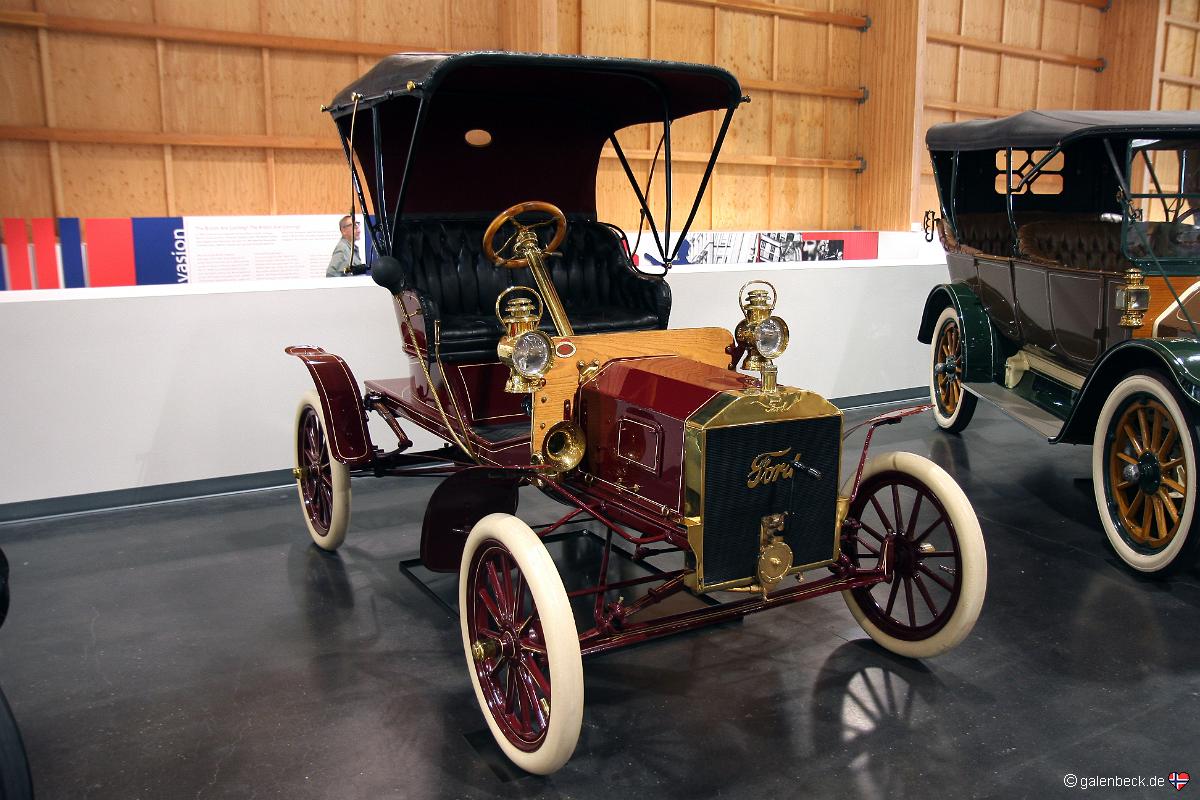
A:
[934,356,959,377]
[1126,452,1163,495]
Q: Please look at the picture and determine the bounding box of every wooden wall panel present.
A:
[171,147,269,215]
[57,143,166,217]
[450,0,503,50]
[826,169,855,228]
[161,43,266,135]
[595,159,641,232]
[362,0,445,48]
[0,28,44,126]
[770,167,822,230]
[556,0,581,54]
[712,165,769,229]
[38,0,153,22]
[50,33,161,131]
[0,0,35,10]
[261,0,354,39]
[657,1,713,62]
[153,0,261,32]
[580,0,648,57]
[274,150,348,214]
[269,52,357,138]
[0,141,53,217]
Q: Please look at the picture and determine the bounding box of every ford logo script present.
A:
[747,447,796,488]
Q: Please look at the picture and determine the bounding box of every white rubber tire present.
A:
[840,451,987,659]
[1091,372,1200,573]
[294,389,351,551]
[930,306,978,432]
[458,513,583,775]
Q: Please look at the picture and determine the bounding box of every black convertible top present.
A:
[927,110,1200,151]
[327,51,742,125]
[324,51,743,222]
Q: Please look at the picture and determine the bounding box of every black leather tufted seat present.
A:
[391,218,670,363]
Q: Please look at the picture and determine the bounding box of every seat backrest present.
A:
[390,217,667,321]
[1018,220,1128,272]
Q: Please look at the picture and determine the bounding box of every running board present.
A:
[964,382,1065,441]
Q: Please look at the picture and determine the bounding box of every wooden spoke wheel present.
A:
[459,514,582,775]
[1093,372,1200,573]
[840,452,986,659]
[293,390,350,550]
[929,306,977,432]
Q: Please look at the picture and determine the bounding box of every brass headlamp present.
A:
[496,286,554,393]
[735,280,790,393]
[1117,266,1150,329]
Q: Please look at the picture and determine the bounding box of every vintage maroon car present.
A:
[288,52,987,774]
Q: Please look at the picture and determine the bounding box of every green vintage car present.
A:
[918,110,1200,574]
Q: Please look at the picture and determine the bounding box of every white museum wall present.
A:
[0,236,947,506]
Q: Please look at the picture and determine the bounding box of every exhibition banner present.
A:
[58,218,86,289]
[2,219,31,290]
[84,218,137,288]
[636,229,879,267]
[183,215,359,282]
[1,215,880,291]
[31,219,60,289]
[132,217,187,285]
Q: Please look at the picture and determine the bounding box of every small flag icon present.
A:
[1169,772,1190,791]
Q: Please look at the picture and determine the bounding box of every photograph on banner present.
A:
[635,230,875,267]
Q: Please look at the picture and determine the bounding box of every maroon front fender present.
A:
[285,345,373,467]
[420,467,522,572]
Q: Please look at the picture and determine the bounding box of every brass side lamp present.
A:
[495,286,555,393]
[735,280,790,393]
[1116,267,1150,329]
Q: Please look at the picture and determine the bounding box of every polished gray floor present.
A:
[1,402,1198,799]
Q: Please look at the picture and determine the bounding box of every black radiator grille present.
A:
[701,415,841,586]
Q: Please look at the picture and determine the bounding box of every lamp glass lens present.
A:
[755,317,786,358]
[513,332,551,377]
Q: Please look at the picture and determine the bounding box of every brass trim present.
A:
[683,386,844,593]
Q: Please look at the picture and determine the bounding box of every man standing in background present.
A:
[327,216,365,277]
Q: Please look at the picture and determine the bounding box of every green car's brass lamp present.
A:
[735,280,790,393]
[1117,266,1150,329]
[496,286,554,393]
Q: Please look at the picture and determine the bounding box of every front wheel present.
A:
[930,306,978,432]
[1092,372,1200,573]
[459,514,583,775]
[294,389,351,550]
[840,452,987,658]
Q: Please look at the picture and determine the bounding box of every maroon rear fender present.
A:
[420,468,522,572]
[285,345,373,467]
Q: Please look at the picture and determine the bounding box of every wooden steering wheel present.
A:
[483,201,568,269]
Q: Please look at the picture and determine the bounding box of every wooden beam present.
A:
[927,30,1105,71]
[0,11,417,58]
[740,77,865,101]
[1160,71,1200,89]
[1164,14,1200,32]
[925,99,1022,118]
[1071,0,1111,8]
[2,125,864,171]
[666,0,867,30]
[0,125,337,151]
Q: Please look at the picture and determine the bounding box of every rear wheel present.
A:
[841,452,986,658]
[930,306,977,432]
[1092,372,1200,573]
[459,513,583,775]
[294,390,351,550]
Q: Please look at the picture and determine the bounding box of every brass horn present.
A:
[541,421,586,473]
